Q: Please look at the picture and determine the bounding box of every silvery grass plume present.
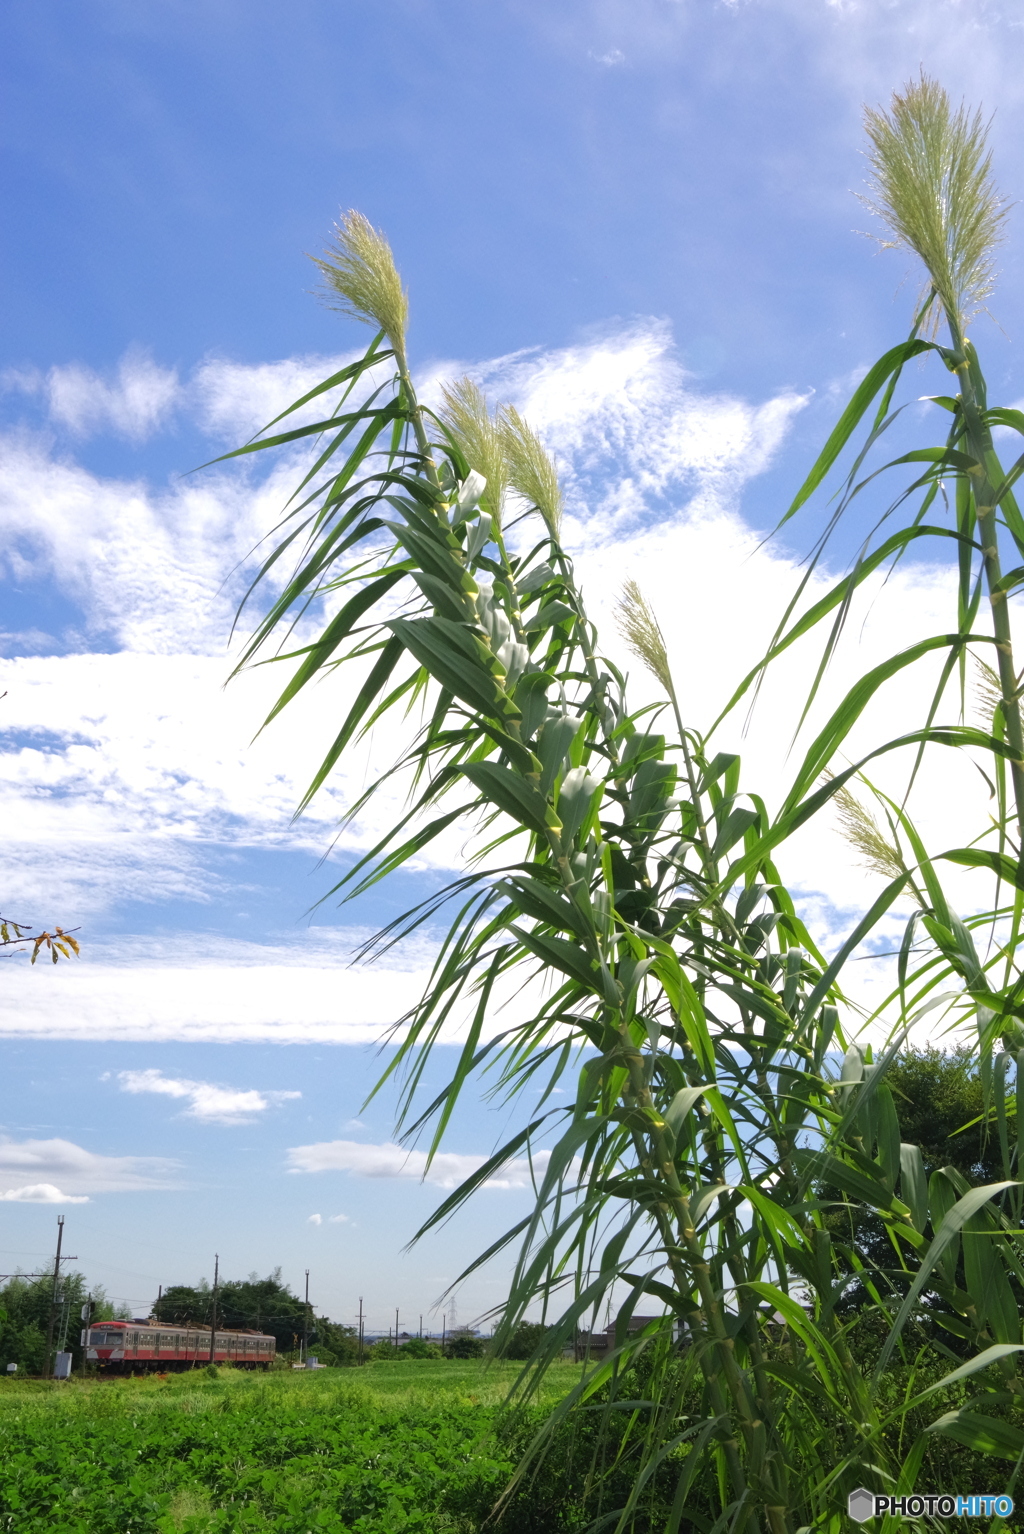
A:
[827,772,906,881]
[310,210,409,355]
[973,655,1005,731]
[439,378,508,525]
[499,405,563,536]
[861,72,1008,331]
[616,578,676,702]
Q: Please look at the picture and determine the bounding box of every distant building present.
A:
[574,1314,676,1362]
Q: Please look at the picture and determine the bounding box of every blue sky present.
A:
[3,0,1024,1333]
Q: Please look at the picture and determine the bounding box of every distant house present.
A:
[574,1314,677,1362]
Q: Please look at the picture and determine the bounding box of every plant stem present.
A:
[949,333,1024,850]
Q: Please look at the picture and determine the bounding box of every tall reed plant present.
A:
[214,90,1024,1528]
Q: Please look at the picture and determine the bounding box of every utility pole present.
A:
[418,1313,422,1338]
[395,1306,399,1350]
[302,1270,310,1364]
[42,1217,77,1379]
[208,1254,219,1364]
[357,1297,364,1365]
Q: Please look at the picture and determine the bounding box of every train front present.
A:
[84,1320,127,1366]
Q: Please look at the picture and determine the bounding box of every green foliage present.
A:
[399,1337,442,1359]
[500,1322,549,1362]
[369,1338,398,1360]
[0,1273,110,1377]
[0,1370,515,1532]
[447,1336,485,1360]
[0,1364,1005,1533]
[154,1271,356,1360]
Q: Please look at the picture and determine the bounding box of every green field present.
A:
[0,1361,587,1533]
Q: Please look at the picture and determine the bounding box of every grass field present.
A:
[0,1361,584,1533]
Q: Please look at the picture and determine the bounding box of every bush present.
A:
[368,1339,397,1360]
[446,1335,484,1359]
[398,1337,442,1359]
[502,1321,548,1361]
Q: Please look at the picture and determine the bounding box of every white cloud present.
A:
[45,350,181,442]
[190,352,359,441]
[443,320,806,539]
[116,1068,301,1124]
[0,1136,178,1195]
[0,325,1008,1048]
[286,1138,551,1190]
[0,1183,89,1204]
[328,1213,349,1224]
[308,1212,322,1225]
[0,931,437,1043]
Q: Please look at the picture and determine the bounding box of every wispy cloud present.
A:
[0,327,995,1046]
[117,1068,300,1124]
[0,931,437,1043]
[4,350,182,443]
[0,1136,179,1197]
[473,320,806,538]
[286,1138,551,1191]
[47,350,182,441]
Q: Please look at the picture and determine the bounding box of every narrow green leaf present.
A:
[461,761,553,834]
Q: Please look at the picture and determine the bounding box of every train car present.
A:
[84,1319,276,1373]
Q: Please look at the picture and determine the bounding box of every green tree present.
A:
[0,1272,112,1376]
[823,1048,1013,1319]
[500,1320,549,1361]
[447,1335,485,1360]
[155,1270,308,1353]
[398,1336,441,1358]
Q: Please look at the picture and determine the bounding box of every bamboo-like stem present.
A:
[947,336,1024,851]
[393,343,441,491]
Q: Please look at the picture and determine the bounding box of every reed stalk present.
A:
[212,109,1024,1523]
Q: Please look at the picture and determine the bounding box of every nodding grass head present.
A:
[499,406,563,537]
[616,580,675,701]
[310,210,409,356]
[439,377,508,525]
[861,72,1008,335]
[827,773,906,881]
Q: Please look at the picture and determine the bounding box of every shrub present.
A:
[447,1335,484,1359]
[398,1337,442,1359]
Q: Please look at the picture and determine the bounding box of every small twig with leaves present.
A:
[0,917,81,965]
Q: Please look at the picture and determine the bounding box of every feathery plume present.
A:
[616,580,675,700]
[309,211,408,353]
[439,378,507,524]
[861,73,1007,329]
[828,774,906,880]
[499,406,563,536]
[973,654,1004,730]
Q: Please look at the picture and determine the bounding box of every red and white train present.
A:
[84,1319,276,1373]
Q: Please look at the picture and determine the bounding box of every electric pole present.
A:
[395,1306,399,1351]
[357,1297,364,1365]
[302,1270,310,1364]
[42,1217,77,1379]
[208,1254,219,1364]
